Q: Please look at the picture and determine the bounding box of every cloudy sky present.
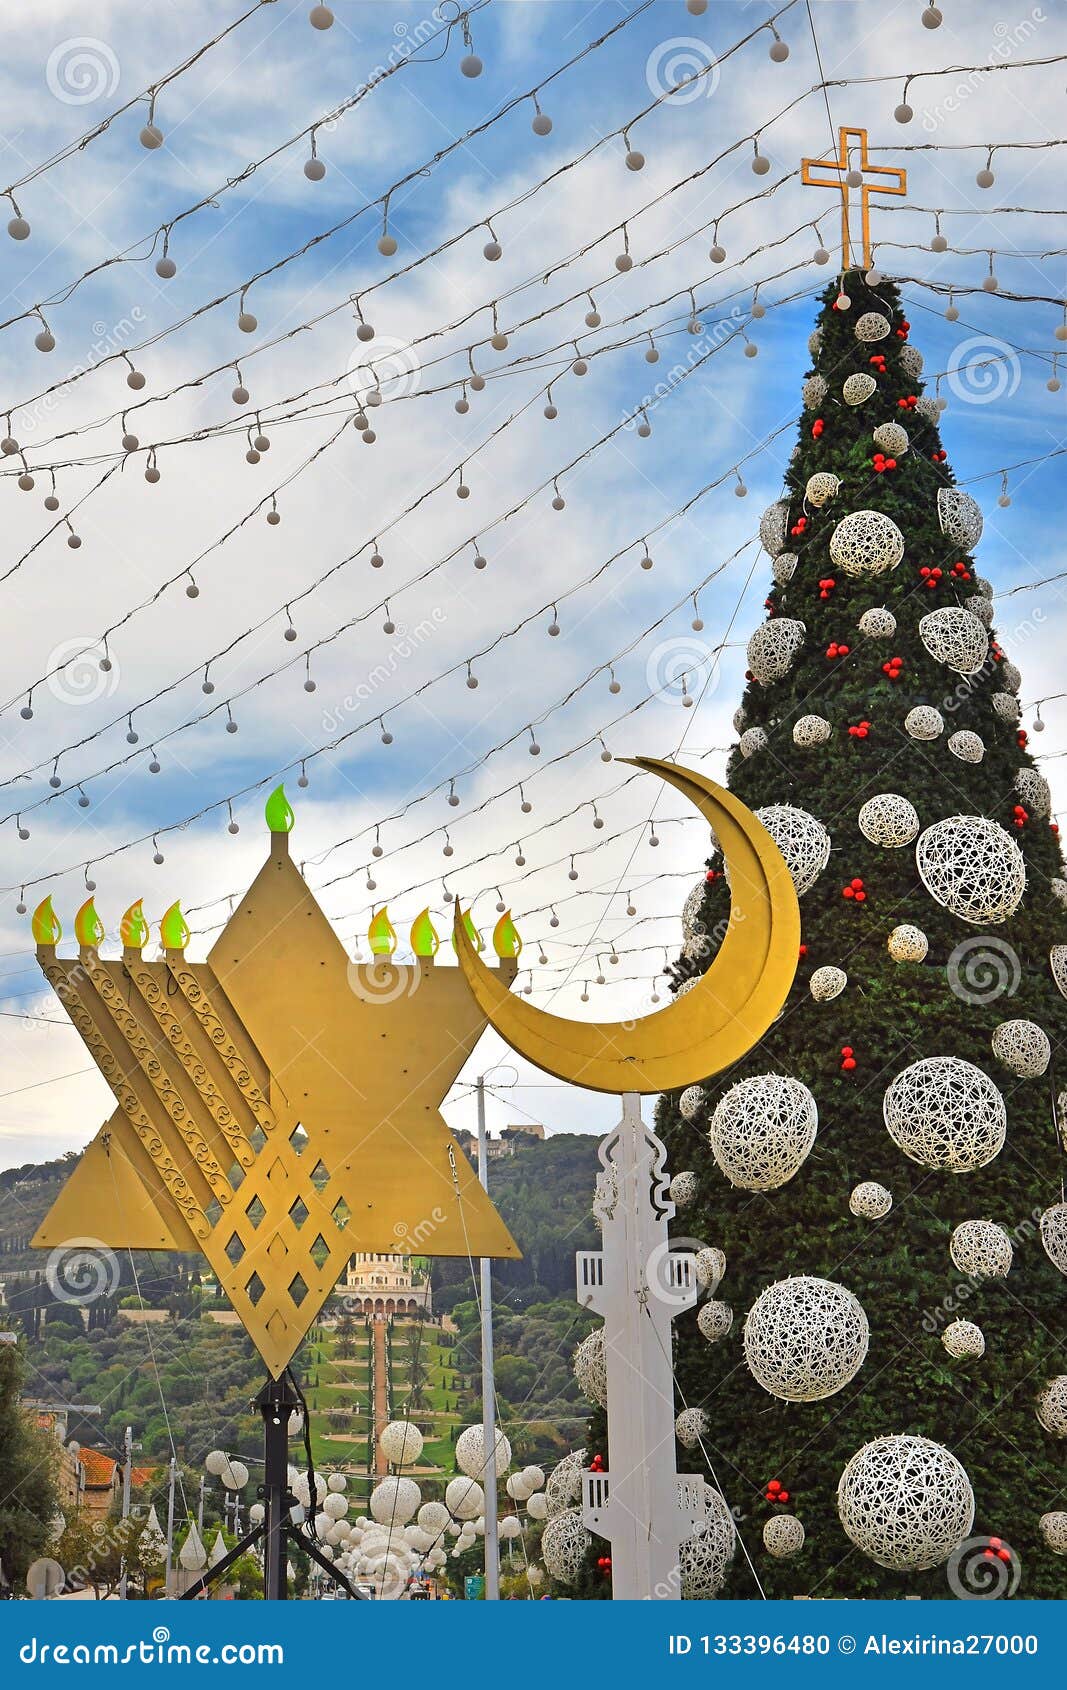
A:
[1,0,1065,1165]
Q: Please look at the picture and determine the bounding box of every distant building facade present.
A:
[343,1254,431,1316]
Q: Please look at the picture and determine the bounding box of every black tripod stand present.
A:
[181,1372,363,1601]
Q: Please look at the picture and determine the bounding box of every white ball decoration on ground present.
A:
[991,691,1021,724]
[837,1435,975,1571]
[697,1299,734,1343]
[743,1276,869,1402]
[855,311,891,342]
[809,965,847,1001]
[763,1514,805,1558]
[1040,1512,1067,1553]
[456,1424,511,1481]
[916,816,1025,925]
[919,607,989,675]
[793,714,832,748]
[771,551,798,585]
[942,1320,985,1359]
[1036,1377,1067,1437]
[739,727,768,758]
[805,472,840,507]
[680,1487,736,1597]
[842,372,877,405]
[905,706,943,740]
[829,510,905,578]
[694,1246,726,1294]
[883,1057,1006,1172]
[708,1074,818,1191]
[378,1420,423,1467]
[541,1509,591,1585]
[669,1169,698,1207]
[1039,1203,1067,1275]
[1016,768,1051,818]
[1050,947,1067,999]
[949,1219,1013,1279]
[753,805,830,896]
[872,422,909,455]
[850,1181,893,1218]
[369,1476,421,1526]
[573,1327,607,1407]
[445,1476,485,1520]
[948,730,984,763]
[746,618,806,684]
[991,1019,1050,1078]
[759,499,791,556]
[675,1407,709,1449]
[858,794,919,849]
[678,1084,706,1122]
[858,606,896,639]
[802,374,827,410]
[937,486,983,548]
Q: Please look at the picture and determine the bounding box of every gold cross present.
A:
[801,126,906,272]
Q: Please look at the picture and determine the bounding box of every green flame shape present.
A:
[492,911,522,959]
[120,900,149,949]
[264,784,295,833]
[410,909,440,957]
[368,907,398,956]
[74,898,105,948]
[31,896,61,945]
[160,901,190,951]
[450,909,484,955]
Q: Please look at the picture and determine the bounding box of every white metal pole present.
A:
[164,1457,177,1597]
[117,1424,133,1600]
[476,1076,499,1602]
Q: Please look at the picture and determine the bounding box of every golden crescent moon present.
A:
[452,756,800,1095]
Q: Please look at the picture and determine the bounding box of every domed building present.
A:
[343,1253,431,1317]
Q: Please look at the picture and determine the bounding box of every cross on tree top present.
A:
[802,126,907,272]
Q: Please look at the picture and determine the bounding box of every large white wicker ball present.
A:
[732,706,748,735]
[942,1320,985,1359]
[915,395,942,423]
[573,1327,607,1406]
[905,706,943,740]
[418,1500,450,1534]
[964,594,993,629]
[694,1246,726,1294]
[545,1450,585,1517]
[759,499,791,556]
[805,471,840,507]
[808,328,823,358]
[872,421,909,455]
[1000,660,1022,695]
[678,1084,705,1122]
[855,310,891,342]
[991,691,1021,724]
[680,1486,736,1598]
[973,573,993,598]
[322,1491,348,1521]
[753,804,830,896]
[898,342,924,378]
[522,1465,544,1492]
[837,1435,974,1571]
[743,1275,869,1402]
[370,1477,421,1526]
[1040,1512,1067,1553]
[739,726,768,758]
[771,550,798,586]
[697,1299,734,1342]
[709,1073,818,1190]
[1016,768,1051,818]
[1039,1203,1067,1275]
[1053,879,1067,910]
[883,1057,1006,1172]
[669,1169,698,1207]
[991,1019,1050,1078]
[675,1407,709,1450]
[858,793,919,848]
[842,372,877,405]
[937,486,983,548]
[379,1420,423,1467]
[763,1514,805,1558]
[916,816,1025,924]
[829,509,905,578]
[858,606,896,639]
[681,883,706,937]
[445,1476,485,1520]
[919,607,988,675]
[456,1424,511,1481]
[802,374,828,410]
[1036,1376,1067,1437]
[747,617,806,684]
[850,1181,893,1218]
[526,1491,548,1522]
[809,965,847,1001]
[948,730,984,764]
[793,713,832,748]
[950,1219,1013,1279]
[541,1508,590,1585]
[1051,947,1067,999]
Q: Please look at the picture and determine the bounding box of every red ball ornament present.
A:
[842,1056,857,1070]
[767,1480,782,1494]
[798,943,807,957]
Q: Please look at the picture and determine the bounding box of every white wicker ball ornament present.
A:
[1036,1377,1067,1437]
[573,1327,607,1406]
[842,373,877,405]
[829,509,905,578]
[418,1500,450,1534]
[1000,660,1022,695]
[809,965,847,1001]
[905,705,943,740]
[697,1299,734,1343]
[965,594,994,627]
[808,328,823,358]
[899,344,924,379]
[1053,879,1067,909]
[763,1514,805,1558]
[752,805,830,896]
[948,730,984,764]
[1040,1512,1067,1553]
[793,714,832,748]
[445,1476,485,1520]
[937,486,983,548]
[678,1084,706,1122]
[858,606,896,639]
[883,1057,1006,1172]
[759,499,791,556]
[544,1451,585,1517]
[950,1218,1013,1278]
[455,1424,511,1481]
[919,608,988,676]
[915,395,942,423]
[669,1170,698,1207]
[526,1492,548,1522]
[709,1073,818,1191]
[942,1320,985,1360]
[872,422,909,455]
[675,1407,709,1450]
[680,1487,736,1598]
[541,1508,591,1585]
[858,793,919,849]
[1039,1203,1067,1275]
[850,1181,893,1218]
[916,816,1025,924]
[802,374,828,410]
[991,691,1021,724]
[990,1019,1050,1078]
[739,727,768,759]
[771,551,798,586]
[369,1476,422,1526]
[1016,768,1051,818]
[805,472,840,507]
[837,1435,975,1571]
[855,311,891,342]
[681,884,706,937]
[694,1246,726,1294]
[1050,947,1067,999]
[746,618,806,684]
[732,707,748,735]
[378,1420,424,1466]
[743,1276,869,1402]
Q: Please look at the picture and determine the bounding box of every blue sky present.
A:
[1,0,1066,1163]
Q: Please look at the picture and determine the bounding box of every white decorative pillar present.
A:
[576,1093,706,1600]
